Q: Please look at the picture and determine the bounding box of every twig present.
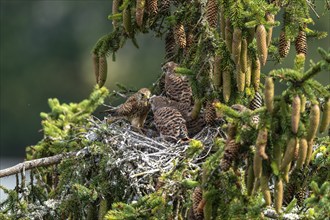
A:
[0,151,76,178]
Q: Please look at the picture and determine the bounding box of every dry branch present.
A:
[0,151,76,178]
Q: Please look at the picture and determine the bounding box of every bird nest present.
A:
[85,116,226,201]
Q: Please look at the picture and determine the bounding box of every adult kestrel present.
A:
[107,88,151,128]
[150,96,189,141]
[162,61,193,106]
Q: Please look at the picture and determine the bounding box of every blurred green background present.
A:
[0,1,329,161]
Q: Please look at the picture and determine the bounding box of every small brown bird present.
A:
[107,88,151,128]
[150,96,189,141]
[162,61,193,106]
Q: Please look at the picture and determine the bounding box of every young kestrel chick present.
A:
[107,88,151,128]
[162,61,193,106]
[150,96,189,141]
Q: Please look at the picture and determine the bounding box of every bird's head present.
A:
[138,88,151,106]
[162,61,179,75]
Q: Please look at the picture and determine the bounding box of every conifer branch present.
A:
[0,151,78,178]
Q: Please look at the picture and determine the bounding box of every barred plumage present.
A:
[256,25,268,66]
[107,88,151,128]
[184,31,196,57]
[186,115,206,137]
[249,92,263,110]
[220,139,240,171]
[232,28,242,65]
[136,0,146,27]
[98,55,107,87]
[296,187,306,206]
[160,0,171,14]
[151,104,189,141]
[192,187,204,220]
[295,30,307,55]
[283,180,295,206]
[165,30,176,60]
[206,0,218,28]
[146,0,158,17]
[163,61,192,105]
[174,23,186,48]
[252,58,261,90]
[279,31,290,58]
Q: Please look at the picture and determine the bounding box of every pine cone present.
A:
[206,0,218,28]
[192,187,204,220]
[136,0,146,27]
[252,58,261,90]
[213,55,221,88]
[295,30,307,56]
[98,55,107,87]
[112,0,121,28]
[266,13,275,46]
[232,28,242,65]
[249,92,263,110]
[174,23,186,48]
[184,31,196,57]
[205,100,217,125]
[147,0,158,17]
[256,24,268,66]
[295,187,306,206]
[160,0,172,14]
[291,95,301,134]
[123,7,133,38]
[283,181,295,205]
[220,139,240,171]
[165,30,176,60]
[222,69,231,103]
[92,53,99,84]
[225,19,233,53]
[279,31,290,58]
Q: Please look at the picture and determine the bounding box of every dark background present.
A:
[0,1,329,162]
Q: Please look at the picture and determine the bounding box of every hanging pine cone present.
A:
[205,100,217,125]
[136,0,146,27]
[283,181,295,206]
[174,23,186,48]
[232,28,242,65]
[123,7,133,38]
[279,31,290,58]
[295,30,307,56]
[184,31,196,57]
[266,13,275,47]
[160,0,171,14]
[206,0,218,28]
[256,24,268,66]
[146,0,158,17]
[165,30,176,60]
[225,19,233,53]
[249,92,263,110]
[213,55,221,88]
[112,0,121,28]
[192,187,204,220]
[252,57,261,90]
[98,55,107,87]
[92,53,99,84]
[220,139,240,171]
[222,68,231,103]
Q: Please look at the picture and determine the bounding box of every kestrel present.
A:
[162,61,193,106]
[107,88,151,128]
[150,96,189,141]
